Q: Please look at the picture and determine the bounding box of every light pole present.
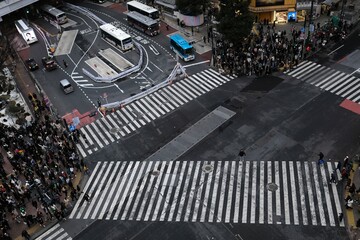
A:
[307,0,314,43]
[340,0,346,22]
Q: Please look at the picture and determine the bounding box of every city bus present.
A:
[127,1,159,21]
[14,19,38,44]
[126,11,159,36]
[40,4,68,26]
[170,34,195,62]
[99,23,133,51]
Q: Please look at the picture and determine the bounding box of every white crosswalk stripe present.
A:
[285,60,360,105]
[69,160,344,227]
[75,70,234,157]
[35,223,72,240]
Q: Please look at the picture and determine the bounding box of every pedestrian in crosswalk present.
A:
[339,213,344,223]
[238,149,246,161]
[318,152,325,165]
[329,171,337,184]
[83,193,91,203]
[335,161,342,172]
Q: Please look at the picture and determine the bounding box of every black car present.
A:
[25,58,39,71]
[42,57,57,71]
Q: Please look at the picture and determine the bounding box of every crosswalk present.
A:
[71,71,93,87]
[69,160,344,227]
[285,60,360,102]
[35,223,72,240]
[75,69,234,157]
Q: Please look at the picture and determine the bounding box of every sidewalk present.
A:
[348,160,360,240]
[1,36,86,240]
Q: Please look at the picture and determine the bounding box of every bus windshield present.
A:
[122,37,132,45]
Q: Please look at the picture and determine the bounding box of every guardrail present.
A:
[100,63,187,111]
[65,3,143,83]
[82,41,143,83]
[66,3,106,25]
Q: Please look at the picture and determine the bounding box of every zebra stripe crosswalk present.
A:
[35,223,72,240]
[69,160,344,227]
[285,60,360,103]
[76,69,234,157]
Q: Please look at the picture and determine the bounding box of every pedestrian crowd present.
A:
[0,93,86,239]
[212,19,352,76]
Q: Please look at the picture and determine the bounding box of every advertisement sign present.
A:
[256,0,284,7]
[288,12,297,22]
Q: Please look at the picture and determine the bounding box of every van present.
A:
[60,79,74,94]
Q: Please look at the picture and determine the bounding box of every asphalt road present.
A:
[32,5,360,240]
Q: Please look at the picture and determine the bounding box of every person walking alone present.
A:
[318,152,325,165]
[22,230,31,240]
[329,171,337,184]
[63,59,68,68]
[83,193,91,203]
[238,149,246,161]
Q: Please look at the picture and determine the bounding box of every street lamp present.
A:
[307,0,314,42]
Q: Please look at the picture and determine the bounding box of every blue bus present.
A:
[169,34,195,62]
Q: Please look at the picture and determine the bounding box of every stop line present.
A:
[69,159,344,227]
[35,223,72,240]
[285,60,360,102]
[75,69,234,157]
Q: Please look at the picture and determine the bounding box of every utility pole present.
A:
[307,0,314,43]
[302,14,307,59]
[340,0,346,22]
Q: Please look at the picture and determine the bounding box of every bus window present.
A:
[14,19,38,44]
[127,11,159,36]
[40,4,68,27]
[170,34,195,62]
[127,1,159,21]
[99,23,133,51]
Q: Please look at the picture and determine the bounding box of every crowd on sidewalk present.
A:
[0,93,85,239]
[212,18,352,76]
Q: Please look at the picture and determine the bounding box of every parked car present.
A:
[42,57,57,71]
[25,58,39,71]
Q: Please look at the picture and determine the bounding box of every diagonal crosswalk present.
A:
[35,223,72,240]
[69,160,344,227]
[285,60,360,102]
[75,69,234,158]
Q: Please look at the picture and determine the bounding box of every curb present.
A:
[345,163,358,228]
[13,171,84,240]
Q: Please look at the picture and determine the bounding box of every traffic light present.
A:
[306,46,311,52]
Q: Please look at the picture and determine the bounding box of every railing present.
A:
[100,63,186,111]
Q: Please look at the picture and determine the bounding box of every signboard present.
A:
[288,12,297,22]
[256,0,284,7]
[310,24,315,32]
[72,117,80,126]
[69,124,76,132]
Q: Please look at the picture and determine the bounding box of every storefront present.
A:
[249,0,296,23]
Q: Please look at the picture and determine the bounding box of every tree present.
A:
[176,0,205,16]
[216,0,254,46]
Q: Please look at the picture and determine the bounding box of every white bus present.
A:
[127,1,159,21]
[41,4,68,26]
[99,23,133,51]
[127,11,160,36]
[15,19,38,44]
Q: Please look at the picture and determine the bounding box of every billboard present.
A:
[256,0,284,7]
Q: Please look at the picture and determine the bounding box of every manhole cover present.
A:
[109,127,120,134]
[151,170,160,176]
[202,164,213,173]
[267,183,278,192]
